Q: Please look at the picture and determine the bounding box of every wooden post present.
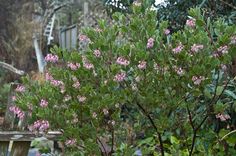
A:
[0,141,10,156]
[33,33,45,73]
[10,141,31,156]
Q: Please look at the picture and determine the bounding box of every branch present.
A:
[0,61,25,75]
[136,102,164,156]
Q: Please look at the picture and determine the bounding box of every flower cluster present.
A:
[114,72,126,82]
[65,139,77,147]
[72,81,81,89]
[28,120,50,132]
[216,113,231,122]
[173,66,185,76]
[116,57,130,66]
[172,43,184,54]
[147,38,155,49]
[186,19,196,28]
[164,29,170,35]
[77,95,86,103]
[44,54,59,63]
[138,61,147,69]
[63,95,72,102]
[9,106,25,120]
[82,56,94,70]
[191,44,204,53]
[40,99,48,108]
[45,72,65,93]
[93,49,101,57]
[15,85,25,92]
[79,34,90,42]
[213,45,229,57]
[230,36,236,45]
[192,76,205,85]
[67,62,80,70]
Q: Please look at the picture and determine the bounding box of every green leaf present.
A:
[196,19,205,27]
[224,90,236,99]
[216,86,224,96]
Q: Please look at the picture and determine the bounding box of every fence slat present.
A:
[0,141,10,156]
[10,141,31,156]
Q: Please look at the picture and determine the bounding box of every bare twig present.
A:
[0,61,25,75]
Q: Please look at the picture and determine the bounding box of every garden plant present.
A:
[13,3,236,156]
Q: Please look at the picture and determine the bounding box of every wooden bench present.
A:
[0,131,62,156]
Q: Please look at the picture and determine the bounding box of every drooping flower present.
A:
[83,62,94,70]
[103,109,109,115]
[173,66,185,76]
[93,49,101,57]
[114,72,126,82]
[44,54,59,63]
[77,95,86,103]
[192,76,205,85]
[15,85,25,92]
[40,99,48,108]
[172,43,184,54]
[92,112,98,119]
[67,62,80,70]
[29,120,50,132]
[230,36,236,45]
[216,113,231,121]
[217,45,228,54]
[147,38,155,49]
[116,57,130,66]
[63,95,72,102]
[186,19,196,28]
[191,44,204,53]
[65,139,77,147]
[72,81,80,89]
[164,29,170,35]
[9,106,25,120]
[138,61,147,69]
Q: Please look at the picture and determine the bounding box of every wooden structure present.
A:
[59,24,78,50]
[0,131,62,156]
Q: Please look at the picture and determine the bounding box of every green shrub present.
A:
[15,5,236,155]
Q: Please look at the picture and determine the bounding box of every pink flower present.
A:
[191,44,204,53]
[65,139,77,147]
[72,81,80,89]
[45,72,53,81]
[103,109,109,115]
[9,106,25,120]
[94,49,101,57]
[44,54,59,63]
[92,112,97,119]
[15,85,25,92]
[138,61,147,69]
[40,99,48,108]
[79,34,90,42]
[114,72,126,82]
[63,95,72,102]
[29,120,50,132]
[230,36,236,45]
[192,76,205,85]
[95,28,102,32]
[147,38,155,49]
[83,62,94,69]
[12,96,17,101]
[216,113,231,121]
[77,95,86,103]
[217,45,228,54]
[67,62,80,70]
[172,43,184,54]
[164,29,170,35]
[174,66,185,76]
[186,19,196,28]
[50,80,64,87]
[116,57,130,66]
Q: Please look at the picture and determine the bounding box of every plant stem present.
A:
[136,102,164,156]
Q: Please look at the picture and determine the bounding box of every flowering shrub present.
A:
[14,6,236,155]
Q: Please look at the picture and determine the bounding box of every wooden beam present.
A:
[0,131,62,141]
[10,141,30,156]
[0,61,25,75]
